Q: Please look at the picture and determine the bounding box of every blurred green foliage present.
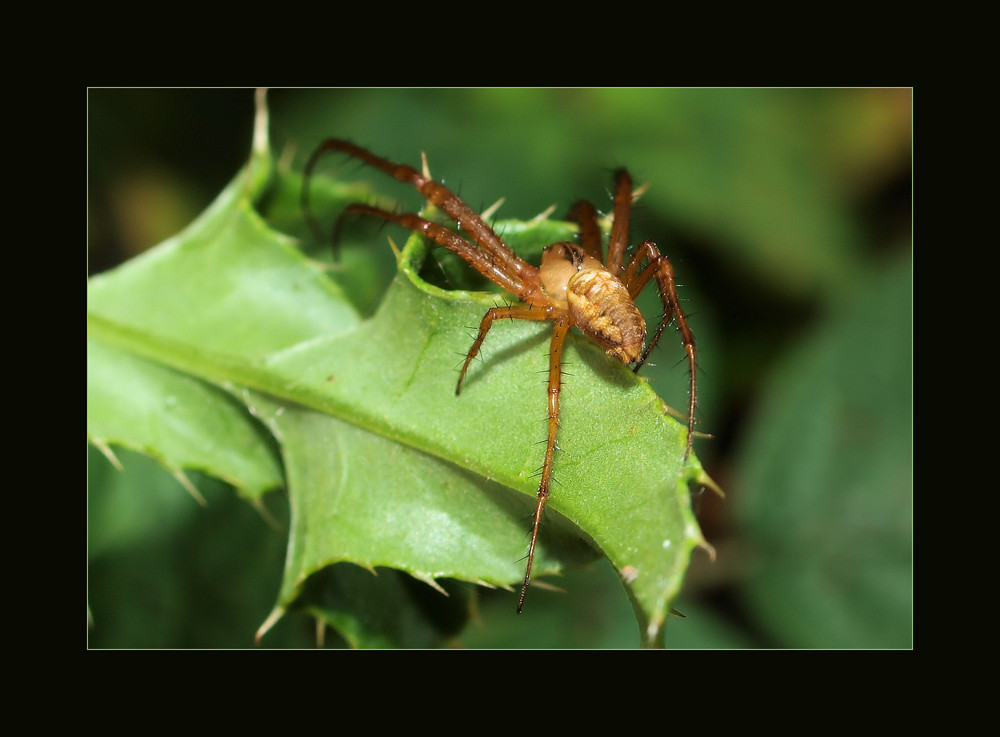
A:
[88,88,911,649]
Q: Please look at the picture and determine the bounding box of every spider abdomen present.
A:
[567,269,646,365]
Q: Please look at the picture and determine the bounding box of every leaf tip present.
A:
[255,606,285,646]
[91,438,123,471]
[697,536,717,563]
[530,204,557,223]
[252,88,269,157]
[171,468,208,507]
[696,467,726,499]
[414,574,448,596]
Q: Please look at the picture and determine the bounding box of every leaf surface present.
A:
[87,99,710,646]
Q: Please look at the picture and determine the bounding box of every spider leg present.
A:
[605,169,634,277]
[456,303,556,393]
[567,200,604,262]
[519,319,570,612]
[344,204,535,300]
[623,240,697,461]
[304,138,546,305]
[453,303,567,611]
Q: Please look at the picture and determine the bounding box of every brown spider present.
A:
[303,139,697,612]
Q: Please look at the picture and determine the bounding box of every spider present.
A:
[303,139,697,612]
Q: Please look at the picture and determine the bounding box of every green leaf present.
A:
[87,95,712,647]
[87,445,314,649]
[294,563,475,649]
[87,337,282,501]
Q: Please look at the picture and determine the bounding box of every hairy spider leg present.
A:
[571,171,697,462]
[520,319,570,612]
[455,304,559,394]
[452,304,567,611]
[453,304,569,611]
[567,200,604,262]
[342,204,533,300]
[304,138,546,305]
[606,169,634,277]
[623,240,697,461]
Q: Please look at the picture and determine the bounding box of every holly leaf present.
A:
[87,94,711,647]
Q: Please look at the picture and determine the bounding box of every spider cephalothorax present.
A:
[304,140,697,612]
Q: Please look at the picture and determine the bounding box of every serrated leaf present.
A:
[87,96,712,647]
[87,337,282,500]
